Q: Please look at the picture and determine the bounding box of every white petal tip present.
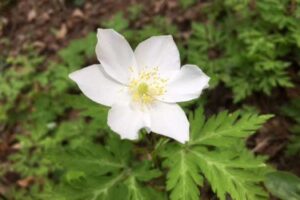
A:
[97,28,121,37]
[97,28,106,34]
[97,28,107,32]
[119,133,139,141]
[68,70,86,83]
[97,28,116,38]
[204,76,210,88]
[177,136,189,144]
[68,72,76,81]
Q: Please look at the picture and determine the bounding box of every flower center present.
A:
[129,67,167,105]
[137,82,149,96]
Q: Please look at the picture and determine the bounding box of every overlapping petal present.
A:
[134,35,180,76]
[148,102,189,143]
[96,29,137,84]
[69,64,127,106]
[157,64,210,103]
[108,103,149,140]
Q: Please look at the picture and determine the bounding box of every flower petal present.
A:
[158,64,210,103]
[108,103,149,140]
[69,64,127,106]
[134,35,180,74]
[96,28,137,84]
[148,102,189,143]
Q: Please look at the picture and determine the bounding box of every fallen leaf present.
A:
[11,142,21,150]
[17,177,35,188]
[56,24,67,40]
[0,186,6,195]
[41,13,50,22]
[27,9,37,22]
[72,8,85,19]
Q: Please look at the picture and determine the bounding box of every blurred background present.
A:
[0,0,300,199]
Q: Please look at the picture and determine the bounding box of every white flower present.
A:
[69,28,209,143]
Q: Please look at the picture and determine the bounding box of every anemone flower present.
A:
[69,29,209,143]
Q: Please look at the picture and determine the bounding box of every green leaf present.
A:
[162,144,204,200]
[49,145,124,177]
[191,147,269,200]
[48,136,164,200]
[126,177,166,200]
[189,108,273,147]
[282,99,300,155]
[162,107,271,200]
[131,161,162,182]
[265,171,300,200]
[58,32,96,69]
[52,173,127,200]
[127,154,165,200]
[179,0,196,9]
[102,12,129,32]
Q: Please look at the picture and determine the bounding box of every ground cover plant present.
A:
[1,0,300,200]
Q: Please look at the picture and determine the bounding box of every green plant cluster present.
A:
[45,108,272,200]
[187,0,299,102]
[282,98,300,155]
[0,33,108,198]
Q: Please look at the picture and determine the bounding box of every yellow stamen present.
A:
[129,67,167,106]
[137,82,148,96]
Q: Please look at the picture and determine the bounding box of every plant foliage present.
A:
[47,107,272,200]
[265,171,300,200]
[47,136,165,200]
[187,0,298,101]
[162,108,272,200]
[282,98,300,155]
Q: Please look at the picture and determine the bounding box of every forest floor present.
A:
[1,0,300,199]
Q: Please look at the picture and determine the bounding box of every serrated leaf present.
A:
[282,99,300,155]
[189,108,273,147]
[48,136,164,200]
[132,161,162,182]
[190,147,269,200]
[126,177,166,200]
[162,144,204,200]
[163,108,271,200]
[48,145,124,177]
[52,173,127,200]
